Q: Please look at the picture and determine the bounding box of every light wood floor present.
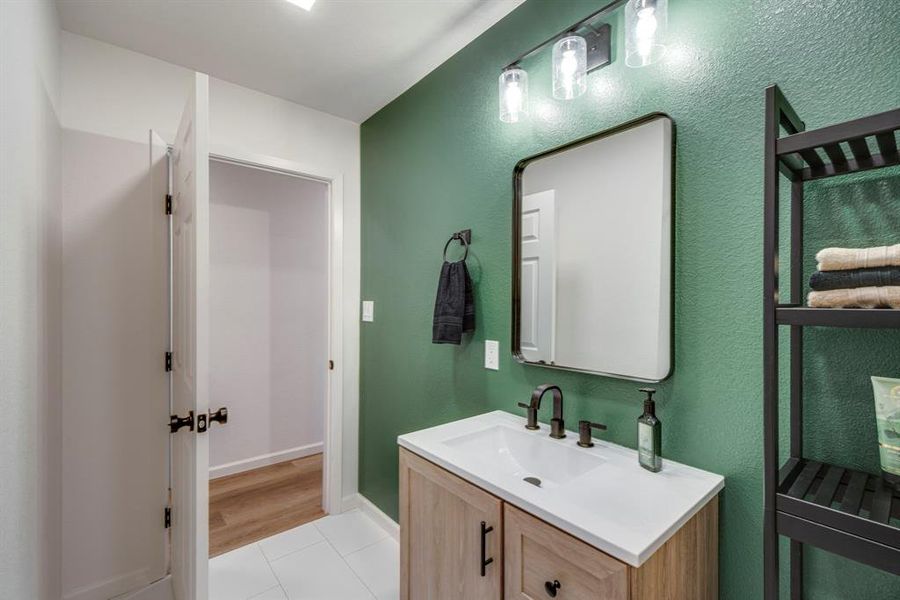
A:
[209,453,325,557]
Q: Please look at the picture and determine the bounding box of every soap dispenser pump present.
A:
[637,388,662,472]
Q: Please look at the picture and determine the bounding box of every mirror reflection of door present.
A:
[515,115,673,381]
[520,190,557,364]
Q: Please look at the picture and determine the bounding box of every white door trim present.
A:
[207,144,344,516]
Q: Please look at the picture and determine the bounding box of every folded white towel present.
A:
[816,244,900,272]
[807,286,900,308]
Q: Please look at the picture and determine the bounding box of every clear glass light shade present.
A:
[552,35,587,100]
[625,0,668,68]
[285,0,316,10]
[499,68,529,123]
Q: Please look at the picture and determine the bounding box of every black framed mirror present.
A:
[512,113,675,381]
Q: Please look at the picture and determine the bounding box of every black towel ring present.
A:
[443,232,469,262]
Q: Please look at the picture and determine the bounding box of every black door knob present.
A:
[209,407,228,426]
[544,579,561,597]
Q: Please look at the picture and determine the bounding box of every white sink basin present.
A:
[443,425,603,488]
[398,410,724,567]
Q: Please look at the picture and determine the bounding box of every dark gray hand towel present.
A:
[432,260,475,344]
[809,267,900,291]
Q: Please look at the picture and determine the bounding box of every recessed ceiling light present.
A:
[285,0,315,11]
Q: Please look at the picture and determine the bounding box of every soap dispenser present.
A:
[637,388,662,472]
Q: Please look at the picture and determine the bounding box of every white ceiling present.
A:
[57,0,524,123]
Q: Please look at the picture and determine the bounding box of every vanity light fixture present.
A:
[625,0,668,67]
[285,0,316,11]
[498,0,668,122]
[552,35,588,100]
[499,67,529,124]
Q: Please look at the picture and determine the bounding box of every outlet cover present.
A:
[485,340,499,370]
[362,300,374,322]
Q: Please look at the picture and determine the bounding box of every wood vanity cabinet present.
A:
[400,448,503,599]
[399,448,718,600]
[504,503,628,599]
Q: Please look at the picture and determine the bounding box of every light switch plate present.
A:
[362,300,374,322]
[485,340,499,370]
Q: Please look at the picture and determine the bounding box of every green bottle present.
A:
[637,388,662,472]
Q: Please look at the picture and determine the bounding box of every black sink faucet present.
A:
[518,384,566,439]
[577,420,607,448]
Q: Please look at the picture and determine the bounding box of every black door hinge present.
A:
[165,351,173,372]
[165,194,173,215]
[164,506,172,528]
[328,360,334,370]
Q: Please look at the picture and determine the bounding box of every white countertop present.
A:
[397,410,724,567]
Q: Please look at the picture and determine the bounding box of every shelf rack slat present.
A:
[848,137,873,163]
[876,132,898,159]
[798,151,900,181]
[774,106,900,181]
[870,480,894,524]
[776,108,900,155]
[775,306,900,328]
[777,512,900,577]
[813,466,844,506]
[839,471,868,515]
[776,458,900,575]
[821,142,848,167]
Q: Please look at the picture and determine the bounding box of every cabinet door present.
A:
[504,504,628,600]
[400,448,502,600]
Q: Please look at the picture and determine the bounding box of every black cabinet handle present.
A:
[544,579,561,597]
[479,521,494,576]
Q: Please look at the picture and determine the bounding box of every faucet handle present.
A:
[517,402,539,430]
[577,420,607,448]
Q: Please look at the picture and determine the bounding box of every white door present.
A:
[149,128,172,584]
[520,190,557,363]
[170,72,210,600]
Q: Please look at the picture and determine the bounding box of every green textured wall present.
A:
[359,1,900,597]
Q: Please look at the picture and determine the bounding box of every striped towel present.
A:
[809,267,900,291]
[816,244,900,272]
[807,286,900,308]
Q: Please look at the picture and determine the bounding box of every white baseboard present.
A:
[114,576,173,600]
[209,442,323,479]
[341,493,361,512]
[63,567,151,600]
[343,493,399,541]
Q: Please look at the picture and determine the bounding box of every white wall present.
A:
[209,160,328,475]
[0,1,62,599]
[59,30,361,599]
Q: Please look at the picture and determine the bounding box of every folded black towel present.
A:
[809,267,900,291]
[432,260,475,344]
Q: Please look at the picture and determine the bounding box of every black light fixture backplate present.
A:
[584,24,612,73]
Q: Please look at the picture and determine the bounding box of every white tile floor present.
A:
[209,509,399,600]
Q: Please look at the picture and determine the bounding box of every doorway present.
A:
[205,157,330,557]
[163,75,348,599]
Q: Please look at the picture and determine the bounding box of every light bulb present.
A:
[635,7,658,60]
[506,82,522,115]
[626,0,667,68]
[552,36,587,100]
[499,68,528,123]
[560,50,578,94]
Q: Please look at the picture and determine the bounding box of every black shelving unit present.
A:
[763,85,900,599]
